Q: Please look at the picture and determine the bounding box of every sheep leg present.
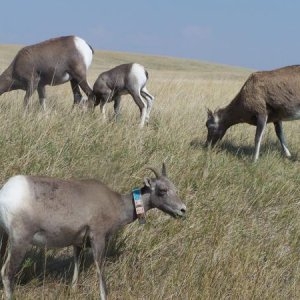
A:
[68,70,94,109]
[23,83,38,110]
[141,87,154,124]
[100,102,107,121]
[141,87,154,100]
[23,90,33,110]
[0,230,8,265]
[37,85,46,111]
[23,74,40,111]
[83,83,95,110]
[274,121,291,157]
[71,245,83,288]
[254,115,267,161]
[68,68,93,97]
[130,91,147,128]
[90,235,107,300]
[1,239,29,300]
[99,92,112,121]
[73,79,92,97]
[113,96,121,122]
[70,79,83,105]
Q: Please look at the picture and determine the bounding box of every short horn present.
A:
[162,163,167,176]
[145,167,161,178]
[206,107,213,118]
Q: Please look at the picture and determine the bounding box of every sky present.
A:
[0,0,299,70]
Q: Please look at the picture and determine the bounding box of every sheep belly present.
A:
[283,110,300,121]
[32,231,73,248]
[48,72,71,86]
[32,226,87,248]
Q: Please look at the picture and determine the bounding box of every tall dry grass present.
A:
[0,47,299,299]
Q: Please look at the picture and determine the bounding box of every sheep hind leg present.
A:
[141,87,154,124]
[141,87,154,101]
[68,70,93,98]
[1,239,30,300]
[69,70,95,110]
[70,79,83,106]
[0,230,8,266]
[274,121,291,157]
[130,91,147,128]
[71,245,83,288]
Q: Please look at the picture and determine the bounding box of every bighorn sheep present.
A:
[0,164,186,300]
[0,35,94,110]
[90,63,155,127]
[206,65,300,161]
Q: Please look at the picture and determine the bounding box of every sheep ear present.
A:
[144,177,152,187]
[206,107,213,118]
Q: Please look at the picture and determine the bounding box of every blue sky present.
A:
[0,0,299,70]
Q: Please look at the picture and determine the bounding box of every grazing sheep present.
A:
[206,65,300,161]
[91,63,155,127]
[0,164,186,299]
[0,36,94,110]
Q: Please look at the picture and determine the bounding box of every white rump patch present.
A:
[74,36,93,70]
[0,175,31,229]
[129,63,147,89]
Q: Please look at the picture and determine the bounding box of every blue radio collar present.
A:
[132,188,146,224]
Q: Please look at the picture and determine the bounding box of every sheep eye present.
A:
[158,188,167,195]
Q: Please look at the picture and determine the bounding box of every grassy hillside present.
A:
[0,45,299,299]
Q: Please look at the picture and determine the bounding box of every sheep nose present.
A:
[180,204,187,214]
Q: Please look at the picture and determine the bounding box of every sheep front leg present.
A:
[71,246,83,288]
[100,102,107,122]
[37,85,46,111]
[254,115,267,161]
[113,96,121,122]
[90,234,107,300]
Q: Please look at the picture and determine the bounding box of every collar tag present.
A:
[132,188,146,224]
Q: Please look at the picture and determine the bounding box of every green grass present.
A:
[0,45,300,299]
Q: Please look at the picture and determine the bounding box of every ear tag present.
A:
[132,188,146,225]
